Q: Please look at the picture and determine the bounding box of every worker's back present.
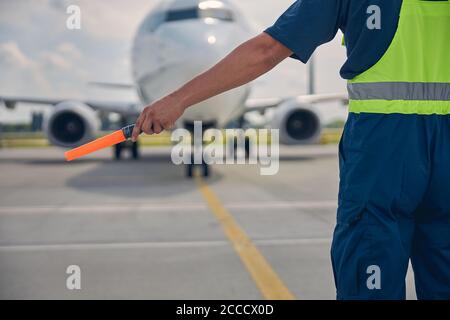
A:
[348,0,450,115]
[334,0,450,300]
[265,0,450,300]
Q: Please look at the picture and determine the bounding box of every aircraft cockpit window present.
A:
[166,7,234,23]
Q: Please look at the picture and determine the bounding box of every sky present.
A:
[0,0,348,124]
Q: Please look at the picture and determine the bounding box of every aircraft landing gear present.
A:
[244,136,251,159]
[114,143,122,160]
[131,141,139,160]
[186,163,193,178]
[186,162,210,178]
[231,136,251,160]
[114,141,140,160]
[114,116,140,161]
[184,121,215,179]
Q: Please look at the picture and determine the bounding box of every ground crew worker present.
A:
[132,0,450,300]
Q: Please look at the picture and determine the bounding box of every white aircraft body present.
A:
[1,0,347,176]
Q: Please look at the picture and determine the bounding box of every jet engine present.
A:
[271,98,322,145]
[44,101,100,148]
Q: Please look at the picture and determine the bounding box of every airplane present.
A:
[1,0,347,177]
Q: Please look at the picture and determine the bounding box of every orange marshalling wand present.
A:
[65,124,135,161]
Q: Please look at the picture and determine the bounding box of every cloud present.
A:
[0,42,52,95]
[0,40,89,98]
[56,42,82,60]
[0,41,34,68]
[41,51,72,70]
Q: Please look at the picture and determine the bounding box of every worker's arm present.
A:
[131,33,292,141]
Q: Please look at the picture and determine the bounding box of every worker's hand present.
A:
[131,95,185,141]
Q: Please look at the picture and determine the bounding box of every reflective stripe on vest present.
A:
[348,83,450,101]
[348,0,450,115]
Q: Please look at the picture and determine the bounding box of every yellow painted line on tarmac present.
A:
[195,176,295,300]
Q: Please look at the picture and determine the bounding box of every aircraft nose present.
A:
[133,19,251,104]
[160,21,246,59]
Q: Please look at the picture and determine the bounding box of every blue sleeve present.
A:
[264,0,345,63]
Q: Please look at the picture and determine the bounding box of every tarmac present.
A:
[0,145,416,299]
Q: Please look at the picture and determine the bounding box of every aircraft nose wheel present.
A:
[186,163,211,178]
[183,121,214,178]
[186,152,210,178]
[186,163,210,178]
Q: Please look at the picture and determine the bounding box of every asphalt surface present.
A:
[0,145,416,299]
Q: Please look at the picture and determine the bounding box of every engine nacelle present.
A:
[44,101,100,148]
[271,98,322,145]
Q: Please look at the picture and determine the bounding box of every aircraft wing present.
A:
[0,96,141,116]
[244,93,348,113]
